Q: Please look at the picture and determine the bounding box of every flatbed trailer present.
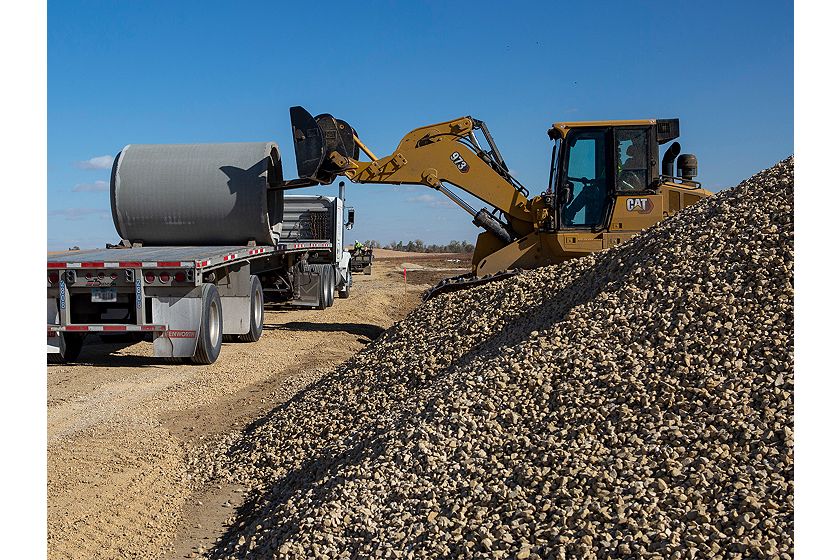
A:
[46,240,340,364]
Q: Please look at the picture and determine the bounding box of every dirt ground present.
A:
[47,256,463,560]
[372,248,470,260]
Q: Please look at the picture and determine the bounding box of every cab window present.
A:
[561,130,607,227]
[616,128,649,192]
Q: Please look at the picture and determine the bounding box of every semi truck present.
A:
[47,142,354,365]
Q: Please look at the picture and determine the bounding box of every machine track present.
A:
[422,269,521,301]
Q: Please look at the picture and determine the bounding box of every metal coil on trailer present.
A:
[111,142,283,246]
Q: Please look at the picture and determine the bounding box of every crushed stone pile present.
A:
[197,157,793,559]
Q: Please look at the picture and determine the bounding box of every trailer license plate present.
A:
[91,287,117,303]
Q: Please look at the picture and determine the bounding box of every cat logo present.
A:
[626,197,652,214]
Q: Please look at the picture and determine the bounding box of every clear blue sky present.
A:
[47,0,792,251]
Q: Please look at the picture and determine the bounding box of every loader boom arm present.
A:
[290,108,546,240]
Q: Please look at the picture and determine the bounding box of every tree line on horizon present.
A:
[362,239,475,254]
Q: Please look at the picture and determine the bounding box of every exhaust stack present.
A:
[662,142,681,177]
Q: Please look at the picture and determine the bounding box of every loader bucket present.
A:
[290,106,360,184]
[290,106,326,182]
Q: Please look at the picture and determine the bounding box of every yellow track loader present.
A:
[285,107,712,296]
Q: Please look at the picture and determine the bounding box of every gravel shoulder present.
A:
[47,260,448,560]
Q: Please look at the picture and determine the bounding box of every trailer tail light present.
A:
[174,271,186,283]
[48,271,59,285]
[85,272,93,280]
[144,272,156,284]
[110,272,118,281]
[159,272,171,284]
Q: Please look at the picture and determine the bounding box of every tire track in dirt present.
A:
[48,423,186,560]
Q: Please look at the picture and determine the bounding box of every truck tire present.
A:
[338,270,351,299]
[239,275,264,342]
[316,265,329,310]
[47,333,85,364]
[191,284,223,365]
[325,265,335,307]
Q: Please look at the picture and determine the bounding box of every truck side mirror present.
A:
[345,207,355,230]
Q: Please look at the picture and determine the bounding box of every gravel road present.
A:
[47,263,440,560]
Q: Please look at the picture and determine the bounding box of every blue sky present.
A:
[47,0,792,251]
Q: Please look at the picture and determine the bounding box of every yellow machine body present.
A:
[288,108,712,277]
[471,180,711,275]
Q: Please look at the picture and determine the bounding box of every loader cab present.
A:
[548,119,674,229]
[558,128,609,228]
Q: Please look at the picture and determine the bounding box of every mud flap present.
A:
[286,265,322,307]
[336,251,352,289]
[221,296,250,335]
[47,298,60,353]
[47,335,61,354]
[151,296,202,358]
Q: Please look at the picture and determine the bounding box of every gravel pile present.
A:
[200,158,793,559]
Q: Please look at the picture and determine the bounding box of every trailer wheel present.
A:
[239,275,264,342]
[338,270,351,299]
[47,333,85,364]
[191,284,223,365]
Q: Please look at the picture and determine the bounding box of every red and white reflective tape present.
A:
[47,245,321,272]
[141,261,194,268]
[289,242,331,249]
[48,261,195,269]
[47,324,165,333]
